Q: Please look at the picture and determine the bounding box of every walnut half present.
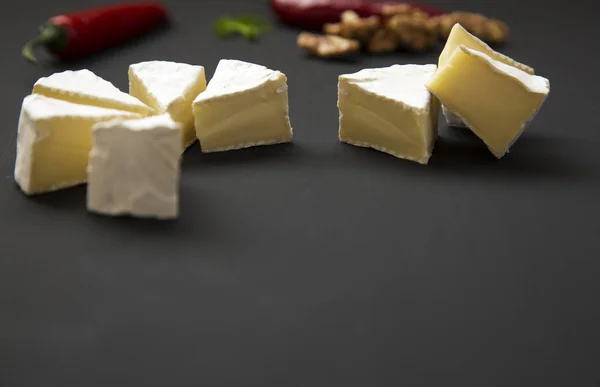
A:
[367,29,399,53]
[323,10,380,43]
[297,32,361,58]
[435,12,510,44]
[384,11,439,52]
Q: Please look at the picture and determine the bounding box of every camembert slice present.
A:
[192,59,293,152]
[87,114,182,219]
[338,64,440,165]
[426,45,550,159]
[439,23,535,128]
[14,94,140,195]
[33,69,152,116]
[439,23,535,74]
[129,61,207,149]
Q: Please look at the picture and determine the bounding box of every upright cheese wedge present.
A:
[14,94,140,195]
[426,46,550,159]
[192,59,293,152]
[33,69,152,116]
[439,23,535,74]
[438,23,535,128]
[129,61,207,149]
[87,114,182,219]
[338,64,440,164]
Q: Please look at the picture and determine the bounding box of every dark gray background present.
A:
[1,0,599,386]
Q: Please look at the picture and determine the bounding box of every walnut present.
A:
[379,3,439,52]
[367,29,399,53]
[411,10,431,21]
[385,13,439,52]
[436,12,510,44]
[380,4,414,17]
[297,32,360,58]
[301,4,510,59]
[485,19,510,45]
[381,4,430,21]
[323,22,342,36]
[323,10,380,43]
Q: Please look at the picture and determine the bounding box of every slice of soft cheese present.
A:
[33,69,153,116]
[192,59,293,152]
[87,114,182,219]
[338,64,440,164]
[439,23,535,74]
[426,45,550,159]
[129,61,207,149]
[14,94,140,195]
[438,23,535,128]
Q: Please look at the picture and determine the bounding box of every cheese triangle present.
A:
[129,60,207,149]
[195,60,279,101]
[192,59,293,152]
[32,69,152,116]
[426,46,550,159]
[15,94,141,195]
[439,23,534,74]
[87,114,182,219]
[338,64,439,164]
[438,23,536,128]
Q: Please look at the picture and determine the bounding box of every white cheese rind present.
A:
[439,24,535,75]
[33,69,152,115]
[464,47,547,93]
[129,61,207,148]
[130,61,206,110]
[339,64,436,110]
[192,59,293,152]
[338,64,439,164]
[87,114,182,219]
[14,94,141,195]
[193,59,278,102]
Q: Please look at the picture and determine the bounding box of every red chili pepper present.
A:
[22,2,168,63]
[271,0,446,30]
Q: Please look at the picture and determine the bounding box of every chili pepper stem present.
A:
[22,39,41,63]
[22,24,68,63]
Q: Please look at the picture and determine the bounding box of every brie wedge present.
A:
[426,46,550,159]
[87,114,182,219]
[439,23,535,128]
[439,23,535,74]
[338,64,440,164]
[129,61,207,149]
[14,94,140,195]
[33,69,153,116]
[192,59,293,152]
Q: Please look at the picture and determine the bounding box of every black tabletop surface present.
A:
[1,0,599,386]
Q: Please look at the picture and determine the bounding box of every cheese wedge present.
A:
[14,94,140,195]
[439,23,534,74]
[129,61,207,149]
[426,46,550,159]
[439,23,535,128]
[33,69,152,116]
[192,59,293,152]
[338,64,440,164]
[87,114,182,219]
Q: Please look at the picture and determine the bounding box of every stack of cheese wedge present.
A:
[338,23,550,164]
[14,59,294,219]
